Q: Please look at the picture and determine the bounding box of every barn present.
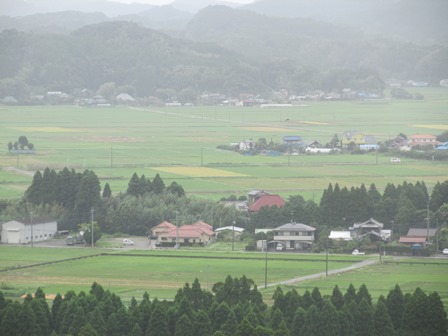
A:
[1,219,57,244]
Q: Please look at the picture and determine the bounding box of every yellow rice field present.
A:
[242,126,295,132]
[154,166,247,177]
[12,127,79,133]
[413,124,448,130]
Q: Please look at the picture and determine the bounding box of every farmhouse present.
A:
[151,221,176,237]
[1,219,57,244]
[341,130,366,147]
[156,221,214,245]
[283,136,302,146]
[351,218,390,241]
[248,194,285,212]
[247,189,270,204]
[398,228,438,245]
[408,134,438,148]
[272,222,316,250]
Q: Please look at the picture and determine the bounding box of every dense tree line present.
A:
[6,168,241,236]
[248,180,448,236]
[0,278,446,336]
[1,165,447,243]
[1,164,448,242]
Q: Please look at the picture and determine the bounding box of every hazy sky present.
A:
[112,0,254,4]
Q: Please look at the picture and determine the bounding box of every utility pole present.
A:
[176,211,179,247]
[31,211,33,247]
[426,201,430,247]
[232,220,235,251]
[201,148,204,166]
[91,207,94,248]
[265,240,268,288]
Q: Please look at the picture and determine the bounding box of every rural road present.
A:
[266,258,379,288]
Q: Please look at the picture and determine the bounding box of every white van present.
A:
[390,157,401,163]
[276,243,284,251]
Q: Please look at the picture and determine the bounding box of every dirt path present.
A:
[266,258,379,288]
[3,166,35,177]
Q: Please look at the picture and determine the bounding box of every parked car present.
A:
[442,248,448,255]
[390,157,401,163]
[66,236,74,246]
[276,243,284,251]
[352,249,365,255]
[123,239,134,246]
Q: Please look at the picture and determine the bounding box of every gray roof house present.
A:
[272,223,316,250]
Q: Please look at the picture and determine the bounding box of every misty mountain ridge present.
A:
[0,1,447,101]
[1,0,446,45]
[0,0,249,17]
[243,0,448,45]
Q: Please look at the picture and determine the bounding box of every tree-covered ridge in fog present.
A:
[0,3,447,99]
[0,279,446,336]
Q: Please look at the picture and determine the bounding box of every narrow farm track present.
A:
[266,258,379,288]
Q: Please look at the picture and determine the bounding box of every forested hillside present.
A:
[243,0,448,45]
[0,2,447,100]
[0,21,266,98]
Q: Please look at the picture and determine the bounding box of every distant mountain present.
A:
[0,7,193,35]
[243,0,448,45]
[0,11,108,34]
[184,6,447,83]
[0,0,248,17]
[0,21,268,96]
[184,6,363,66]
[171,0,248,13]
[1,3,447,100]
[0,0,153,17]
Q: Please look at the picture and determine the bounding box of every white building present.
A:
[1,220,57,244]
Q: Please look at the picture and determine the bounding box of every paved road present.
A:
[266,258,379,288]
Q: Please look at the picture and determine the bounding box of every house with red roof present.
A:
[248,194,285,212]
[151,221,177,237]
[408,134,438,148]
[156,221,214,246]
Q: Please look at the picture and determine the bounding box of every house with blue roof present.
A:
[436,142,448,150]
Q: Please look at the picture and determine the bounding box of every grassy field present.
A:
[0,87,447,200]
[264,258,448,308]
[1,245,447,309]
[0,246,359,301]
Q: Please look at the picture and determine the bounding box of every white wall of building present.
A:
[1,220,57,244]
